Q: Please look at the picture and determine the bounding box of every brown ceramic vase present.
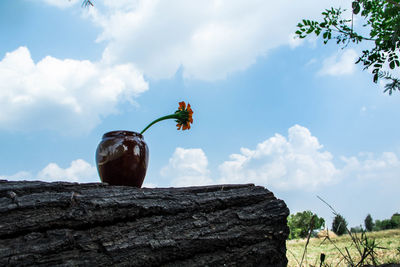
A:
[95,131,149,187]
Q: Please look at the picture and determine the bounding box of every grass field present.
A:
[286,229,400,267]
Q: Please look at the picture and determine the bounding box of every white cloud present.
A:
[0,171,32,181]
[160,147,213,187]
[0,47,148,134]
[288,34,318,49]
[160,126,339,190]
[1,159,99,183]
[38,159,98,183]
[85,0,351,80]
[340,152,400,180]
[216,126,400,191]
[160,125,399,191]
[39,0,356,83]
[41,0,80,9]
[318,49,358,76]
[288,33,304,49]
[218,125,338,190]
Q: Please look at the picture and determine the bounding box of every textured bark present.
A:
[0,180,289,266]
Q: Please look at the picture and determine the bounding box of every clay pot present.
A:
[95,131,149,187]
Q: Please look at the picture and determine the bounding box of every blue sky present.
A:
[1,0,399,228]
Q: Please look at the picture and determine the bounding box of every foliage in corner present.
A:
[296,0,400,95]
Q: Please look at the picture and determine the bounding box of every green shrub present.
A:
[372,213,400,231]
[350,225,363,233]
[375,219,396,231]
[332,214,348,236]
[287,210,325,239]
[365,214,374,232]
[391,213,400,228]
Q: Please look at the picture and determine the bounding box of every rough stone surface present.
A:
[0,180,289,266]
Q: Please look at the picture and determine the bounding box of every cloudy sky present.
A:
[1,0,399,228]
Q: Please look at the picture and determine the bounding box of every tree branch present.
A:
[385,0,400,9]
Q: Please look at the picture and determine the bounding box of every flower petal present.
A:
[179,101,186,111]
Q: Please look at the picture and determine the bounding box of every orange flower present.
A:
[175,101,193,131]
[140,101,194,134]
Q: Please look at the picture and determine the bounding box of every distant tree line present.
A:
[288,211,400,239]
[366,213,400,232]
[350,213,400,233]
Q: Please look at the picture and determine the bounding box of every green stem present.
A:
[140,114,179,135]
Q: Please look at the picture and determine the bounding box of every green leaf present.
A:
[390,60,395,69]
[352,1,361,15]
[373,72,379,83]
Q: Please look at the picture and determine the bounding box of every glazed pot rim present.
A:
[102,130,143,138]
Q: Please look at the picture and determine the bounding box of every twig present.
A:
[300,215,316,266]
[317,196,338,215]
[287,249,301,267]
[82,0,93,7]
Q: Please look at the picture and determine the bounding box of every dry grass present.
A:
[286,229,400,267]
